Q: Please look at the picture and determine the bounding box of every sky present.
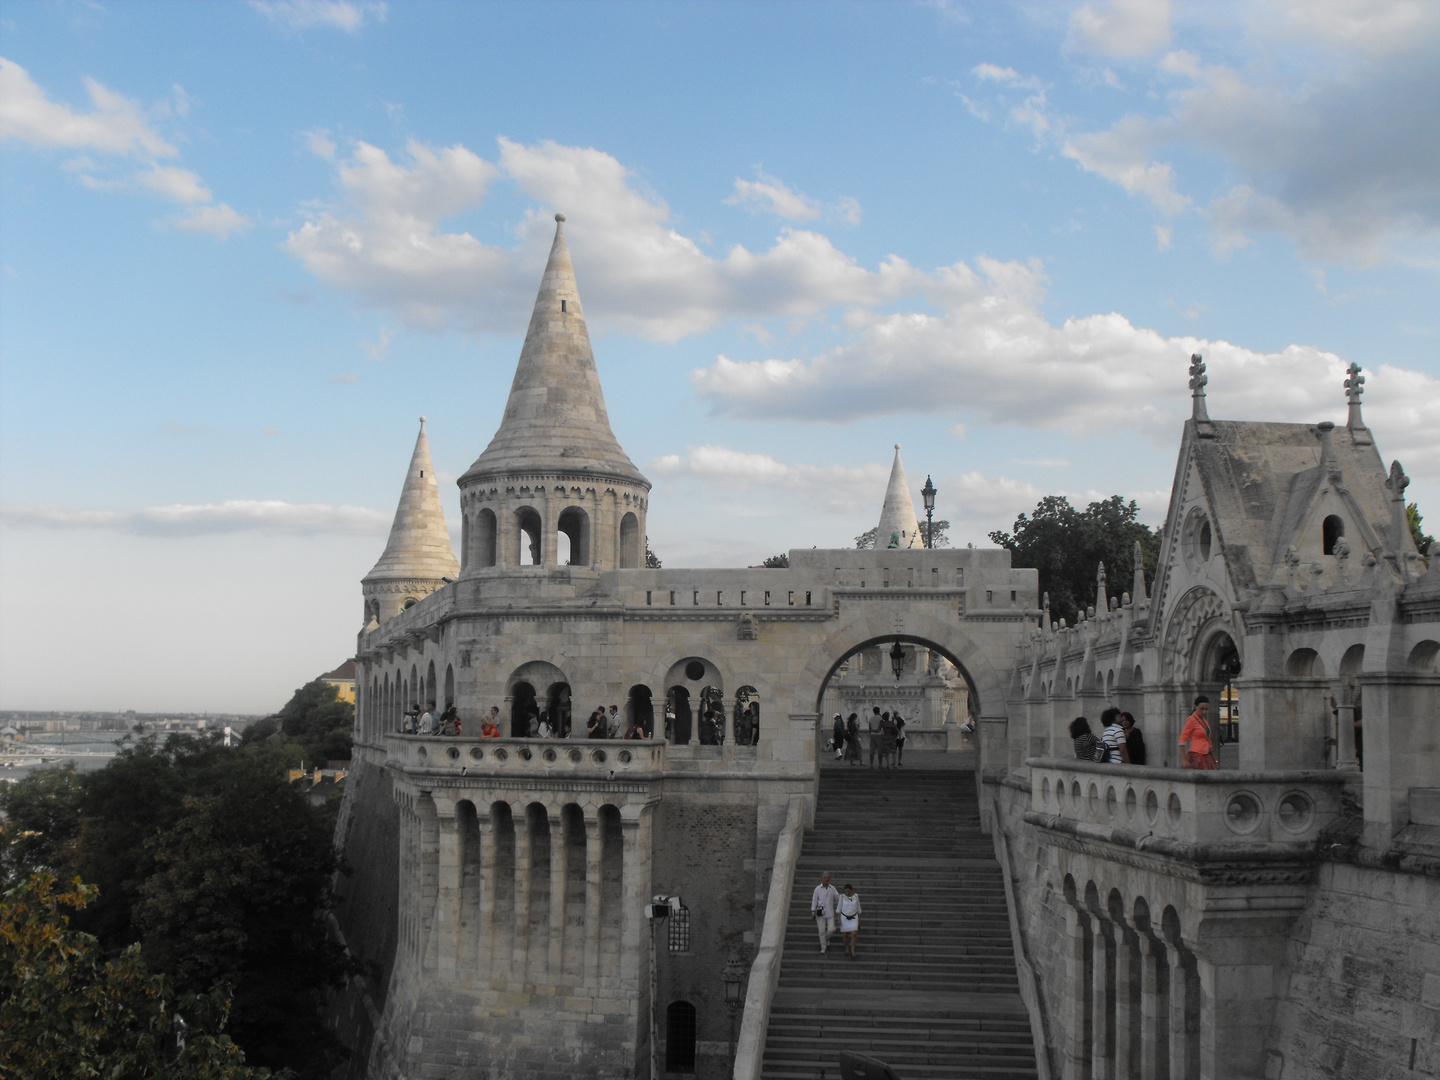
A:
[1,0,1437,713]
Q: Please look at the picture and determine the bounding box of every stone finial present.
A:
[1344,361,1365,428]
[555,212,566,223]
[1386,459,1410,501]
[1315,420,1341,482]
[1131,539,1148,603]
[1042,592,1052,632]
[1386,460,1414,580]
[1095,561,1107,614]
[1188,353,1209,421]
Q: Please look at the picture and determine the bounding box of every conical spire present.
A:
[876,444,920,549]
[366,417,459,582]
[462,214,647,487]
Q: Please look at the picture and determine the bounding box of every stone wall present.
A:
[1264,861,1440,1080]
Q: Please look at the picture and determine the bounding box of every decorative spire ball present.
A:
[555,212,565,223]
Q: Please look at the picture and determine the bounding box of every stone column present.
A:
[1091,915,1112,1080]
[513,803,532,973]
[435,802,460,974]
[548,805,566,976]
[1165,939,1189,1080]
[477,811,496,975]
[1139,933,1163,1080]
[1062,903,1089,1080]
[1114,924,1135,1080]
[584,813,603,985]
[618,806,654,997]
[1334,682,1359,771]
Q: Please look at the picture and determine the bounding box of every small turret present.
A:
[876,445,921,549]
[362,417,459,624]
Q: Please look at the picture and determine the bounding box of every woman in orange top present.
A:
[1179,696,1216,769]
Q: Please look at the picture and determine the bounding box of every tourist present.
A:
[537,711,554,739]
[526,710,540,738]
[1070,717,1102,761]
[845,713,862,765]
[418,703,435,735]
[1099,707,1130,764]
[868,706,883,767]
[832,713,846,760]
[439,706,458,737]
[879,711,898,768]
[480,712,501,739]
[401,708,417,735]
[894,711,906,766]
[1120,712,1146,765]
[838,883,863,959]
[735,705,752,746]
[624,721,644,740]
[810,872,840,955]
[608,705,621,739]
[587,709,606,739]
[747,702,760,745]
[699,710,718,745]
[1179,696,1217,769]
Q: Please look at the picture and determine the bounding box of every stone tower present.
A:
[876,443,920,549]
[457,214,651,572]
[361,417,459,625]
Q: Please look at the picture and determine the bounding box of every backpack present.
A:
[1092,738,1109,763]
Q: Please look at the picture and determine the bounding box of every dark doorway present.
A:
[628,685,654,737]
[546,682,572,738]
[669,686,692,744]
[665,1000,697,1072]
[511,681,537,737]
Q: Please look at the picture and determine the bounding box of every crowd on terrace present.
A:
[397,699,761,746]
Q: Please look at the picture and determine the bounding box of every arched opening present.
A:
[627,684,654,737]
[515,506,542,566]
[557,506,590,567]
[668,686,692,744]
[475,508,497,568]
[664,657,722,744]
[813,635,978,735]
[699,685,725,744]
[444,664,455,710]
[1322,514,1344,556]
[665,1000,697,1073]
[1408,639,1440,674]
[490,802,515,966]
[456,800,479,964]
[460,513,470,570]
[546,681,572,738]
[734,686,759,746]
[409,664,419,707]
[619,511,641,569]
[1285,648,1322,678]
[524,803,551,978]
[425,660,437,711]
[1200,632,1242,744]
[598,805,623,980]
[510,681,537,737]
[561,804,587,975]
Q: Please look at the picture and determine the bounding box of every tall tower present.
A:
[362,417,459,624]
[876,443,921,549]
[457,214,651,572]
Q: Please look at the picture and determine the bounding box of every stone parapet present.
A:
[385,733,665,778]
[1026,757,1346,847]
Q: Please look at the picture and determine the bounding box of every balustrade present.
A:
[387,734,665,777]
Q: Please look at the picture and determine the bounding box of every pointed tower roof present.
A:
[365,417,459,582]
[461,214,648,488]
[876,444,920,549]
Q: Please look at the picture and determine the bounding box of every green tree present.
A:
[0,736,353,1078]
[645,537,662,568]
[989,495,1161,625]
[855,526,878,549]
[761,553,789,568]
[275,680,353,765]
[0,870,275,1080]
[1409,502,1434,561]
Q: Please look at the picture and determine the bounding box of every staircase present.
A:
[760,766,1039,1079]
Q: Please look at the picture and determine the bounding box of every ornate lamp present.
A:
[921,475,937,548]
[722,950,746,1015]
[889,640,907,680]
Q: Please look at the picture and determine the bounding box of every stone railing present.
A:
[385,734,666,777]
[1025,757,1346,847]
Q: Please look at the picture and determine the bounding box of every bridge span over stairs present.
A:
[760,753,1040,1080]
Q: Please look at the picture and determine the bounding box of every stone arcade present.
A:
[330,216,1440,1080]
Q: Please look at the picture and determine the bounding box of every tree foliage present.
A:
[989,495,1161,624]
[855,520,950,549]
[0,871,275,1080]
[240,680,352,766]
[761,553,789,568]
[1409,502,1434,560]
[645,537,662,568]
[0,735,353,1078]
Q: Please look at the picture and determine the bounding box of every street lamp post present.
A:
[889,640,907,680]
[722,950,746,1072]
[921,475,937,549]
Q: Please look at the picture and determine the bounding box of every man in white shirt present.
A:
[608,705,622,739]
[810,872,840,954]
[418,704,435,736]
[1099,706,1130,764]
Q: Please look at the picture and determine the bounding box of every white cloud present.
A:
[174,202,251,239]
[1062,115,1190,216]
[1263,0,1440,59]
[962,63,1053,143]
[286,137,925,341]
[0,57,176,157]
[1067,0,1173,58]
[141,165,211,204]
[726,173,821,221]
[650,445,888,515]
[689,254,1440,477]
[1,499,390,536]
[304,128,337,159]
[250,0,386,33]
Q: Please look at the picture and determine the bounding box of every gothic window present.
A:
[1322,515,1344,555]
[667,902,690,952]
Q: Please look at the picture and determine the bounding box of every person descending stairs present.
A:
[760,762,1039,1079]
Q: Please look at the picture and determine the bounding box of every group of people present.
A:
[829,707,908,767]
[664,705,760,746]
[1068,696,1218,769]
[810,872,864,959]
[401,703,504,738]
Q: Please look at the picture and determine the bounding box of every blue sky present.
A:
[2,0,1436,712]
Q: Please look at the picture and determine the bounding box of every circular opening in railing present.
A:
[1042,777,1052,804]
[1055,779,1066,808]
[1088,783,1101,815]
[1106,785,1118,818]
[518,747,533,762]
[618,749,633,765]
[1276,791,1314,833]
[468,746,484,762]
[568,748,583,764]
[416,746,427,761]
[541,748,557,764]
[493,747,509,764]
[1071,780,1082,804]
[446,746,460,761]
[1145,788,1159,824]
[591,749,608,765]
[1224,791,1263,834]
[1167,791,1183,825]
[1124,786,1138,821]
